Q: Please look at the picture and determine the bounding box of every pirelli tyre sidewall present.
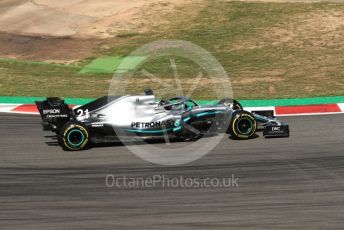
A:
[229,111,257,139]
[59,122,89,151]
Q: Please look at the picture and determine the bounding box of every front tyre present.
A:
[59,121,90,151]
[228,111,257,139]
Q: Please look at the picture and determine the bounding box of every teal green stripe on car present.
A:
[183,117,191,122]
[173,126,182,132]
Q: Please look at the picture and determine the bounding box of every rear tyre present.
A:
[228,111,256,139]
[59,121,90,151]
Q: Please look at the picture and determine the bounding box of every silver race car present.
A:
[36,90,289,151]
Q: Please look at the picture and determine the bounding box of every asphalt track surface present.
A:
[1,113,344,229]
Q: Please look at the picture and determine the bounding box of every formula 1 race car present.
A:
[36,89,289,151]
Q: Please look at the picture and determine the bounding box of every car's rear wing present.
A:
[35,97,74,131]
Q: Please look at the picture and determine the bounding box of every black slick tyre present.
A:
[59,121,90,151]
[228,110,257,139]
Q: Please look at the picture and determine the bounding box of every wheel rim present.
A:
[67,129,85,147]
[236,118,253,135]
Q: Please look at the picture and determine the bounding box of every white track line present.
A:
[0,104,22,113]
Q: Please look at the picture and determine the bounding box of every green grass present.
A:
[80,56,147,74]
[0,58,112,98]
[1,1,344,99]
